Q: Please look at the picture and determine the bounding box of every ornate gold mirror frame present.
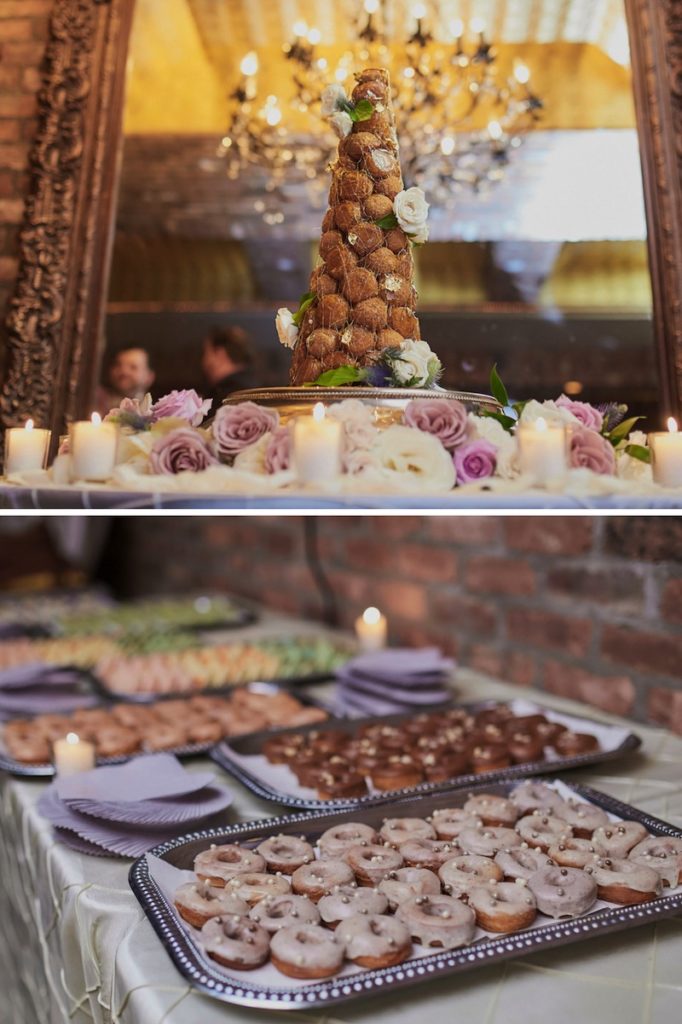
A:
[1,0,681,439]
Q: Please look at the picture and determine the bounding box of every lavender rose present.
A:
[555,394,603,432]
[150,428,218,475]
[151,389,212,426]
[454,438,497,484]
[212,402,279,460]
[569,426,616,475]
[265,426,291,474]
[404,399,469,450]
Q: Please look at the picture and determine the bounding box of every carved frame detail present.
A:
[1,0,681,431]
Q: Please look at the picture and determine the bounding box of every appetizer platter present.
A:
[210,699,642,810]
[129,778,682,1011]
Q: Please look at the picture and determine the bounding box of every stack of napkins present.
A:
[336,648,455,716]
[37,754,232,858]
[0,662,98,720]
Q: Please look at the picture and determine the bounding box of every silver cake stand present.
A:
[224,386,500,426]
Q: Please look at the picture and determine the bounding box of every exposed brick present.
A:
[20,66,41,93]
[543,660,635,716]
[394,543,458,583]
[431,592,499,637]
[372,579,428,621]
[647,687,682,736]
[342,539,396,575]
[0,17,31,39]
[464,556,536,595]
[0,121,20,143]
[547,565,644,610]
[427,517,499,546]
[0,255,17,280]
[605,519,682,563]
[0,1,53,16]
[0,198,24,223]
[0,65,21,89]
[505,518,594,555]
[467,645,537,687]
[0,143,29,170]
[506,608,592,658]
[602,625,682,679]
[0,42,46,68]
[661,578,682,625]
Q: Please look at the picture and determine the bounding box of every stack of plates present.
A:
[335,647,455,715]
[0,662,98,720]
[37,754,232,857]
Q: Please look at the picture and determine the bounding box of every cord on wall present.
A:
[302,518,339,627]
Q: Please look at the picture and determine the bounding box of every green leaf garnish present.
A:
[375,213,399,230]
[607,415,642,444]
[292,291,315,327]
[623,443,651,463]
[490,364,509,408]
[479,409,517,433]
[351,99,374,122]
[308,366,366,387]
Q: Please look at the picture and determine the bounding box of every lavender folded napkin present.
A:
[335,647,455,715]
[0,662,97,719]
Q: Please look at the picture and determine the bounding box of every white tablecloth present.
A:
[1,669,681,1024]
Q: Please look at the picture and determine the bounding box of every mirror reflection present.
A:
[102,0,656,423]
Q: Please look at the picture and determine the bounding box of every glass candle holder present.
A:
[650,419,682,487]
[69,413,118,482]
[292,402,342,484]
[4,419,51,474]
[516,418,568,486]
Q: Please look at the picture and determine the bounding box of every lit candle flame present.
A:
[307,27,321,44]
[265,105,282,126]
[312,402,325,423]
[66,732,80,745]
[450,18,463,38]
[667,417,678,433]
[488,120,503,141]
[535,417,548,433]
[363,606,381,625]
[25,418,34,431]
[514,63,530,84]
[91,412,102,426]
[292,19,308,37]
[470,16,485,33]
[412,3,427,20]
[364,0,379,12]
[240,51,259,76]
[440,135,455,156]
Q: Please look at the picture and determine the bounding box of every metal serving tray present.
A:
[129,778,682,1012]
[0,682,330,779]
[210,698,642,810]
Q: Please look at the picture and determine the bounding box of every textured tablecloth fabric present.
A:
[1,669,682,1024]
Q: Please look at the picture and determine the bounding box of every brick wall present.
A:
[108,516,682,736]
[0,0,51,357]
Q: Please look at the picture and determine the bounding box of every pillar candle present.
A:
[355,606,388,651]
[4,419,51,474]
[69,413,118,482]
[53,732,96,777]
[517,417,567,485]
[293,403,342,484]
[650,418,682,487]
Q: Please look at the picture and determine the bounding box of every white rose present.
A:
[275,308,298,349]
[321,83,348,117]
[519,398,580,429]
[327,399,376,452]
[616,429,652,483]
[393,187,429,239]
[468,413,519,479]
[375,425,455,492]
[390,338,433,387]
[329,111,353,138]
[233,433,271,474]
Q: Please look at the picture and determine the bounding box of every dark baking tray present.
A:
[129,778,682,1012]
[0,682,330,779]
[210,698,642,810]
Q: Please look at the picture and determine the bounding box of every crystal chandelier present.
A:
[217,1,543,222]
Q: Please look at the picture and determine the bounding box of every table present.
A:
[1,665,681,1024]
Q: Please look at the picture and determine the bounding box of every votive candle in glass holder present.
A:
[650,417,682,487]
[69,412,118,482]
[517,417,568,485]
[53,732,96,777]
[4,419,51,474]
[293,402,342,484]
[355,606,388,651]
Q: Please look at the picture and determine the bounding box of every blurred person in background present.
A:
[201,326,257,409]
[95,347,156,417]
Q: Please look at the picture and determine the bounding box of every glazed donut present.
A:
[143,723,188,752]
[430,808,482,841]
[194,844,266,886]
[550,799,609,838]
[256,835,315,873]
[510,781,563,816]
[337,913,411,967]
[173,881,249,928]
[317,770,368,800]
[467,882,537,933]
[317,823,377,860]
[249,894,320,933]
[270,923,344,979]
[345,843,404,886]
[95,726,141,759]
[200,915,270,970]
[463,795,519,828]
[226,872,291,905]
[494,847,555,882]
[370,756,424,791]
[470,742,510,773]
[629,836,682,887]
[592,822,649,858]
[527,865,598,918]
[397,895,476,949]
[585,857,662,904]
[547,838,599,870]
[378,867,441,909]
[554,731,600,756]
[458,826,522,858]
[439,854,503,895]
[317,883,388,927]
[515,812,572,852]
[291,859,355,900]
[399,838,459,871]
[379,817,436,847]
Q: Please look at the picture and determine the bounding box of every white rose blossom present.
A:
[233,433,271,475]
[321,83,348,117]
[375,425,456,491]
[390,338,440,387]
[468,413,519,479]
[519,398,580,429]
[275,307,298,349]
[393,187,429,242]
[329,111,353,138]
[327,399,376,451]
[616,429,652,483]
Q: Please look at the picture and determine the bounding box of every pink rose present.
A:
[150,428,218,474]
[555,394,603,432]
[569,426,616,475]
[404,399,469,450]
[151,389,212,426]
[264,426,291,474]
[454,438,497,483]
[212,402,279,460]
